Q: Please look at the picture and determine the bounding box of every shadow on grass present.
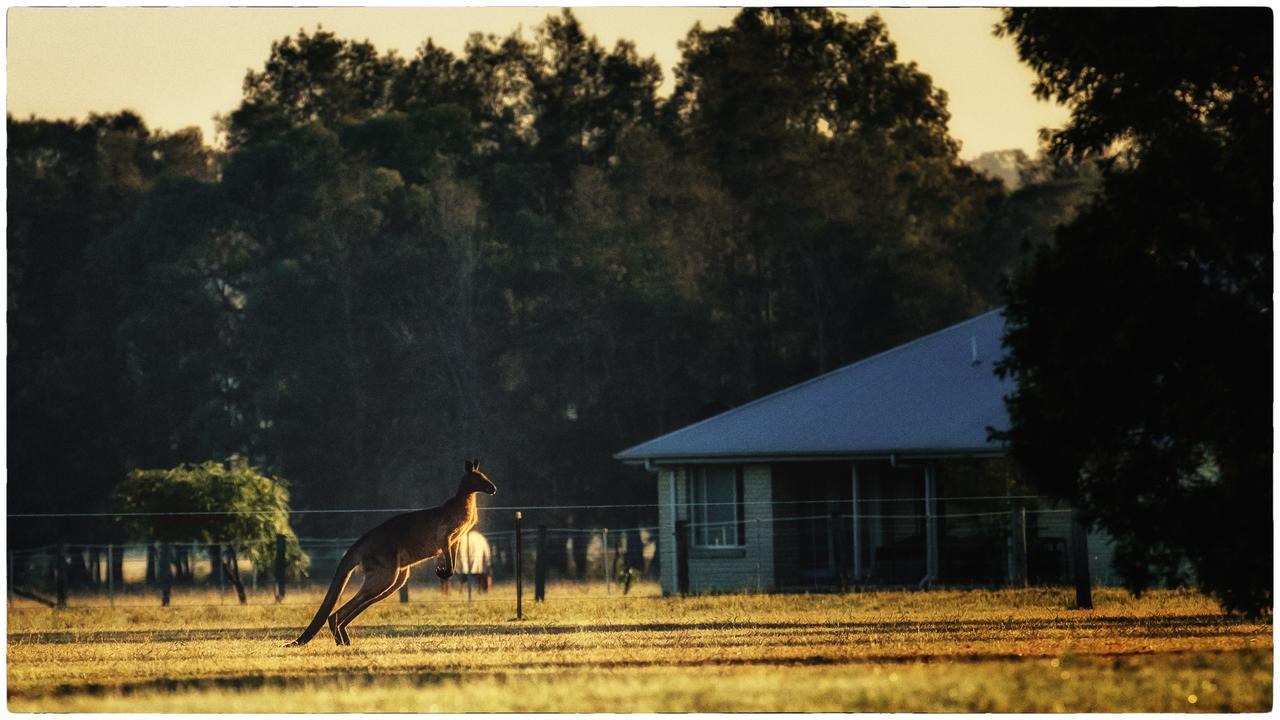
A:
[8,613,1263,647]
[13,646,1273,701]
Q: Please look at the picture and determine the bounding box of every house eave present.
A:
[617,447,1007,468]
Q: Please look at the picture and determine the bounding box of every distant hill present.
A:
[969,149,1030,190]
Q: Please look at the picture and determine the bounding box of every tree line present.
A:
[9,8,1092,544]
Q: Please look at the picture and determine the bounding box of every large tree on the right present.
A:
[996,9,1272,614]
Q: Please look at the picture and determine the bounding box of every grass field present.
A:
[7,584,1272,712]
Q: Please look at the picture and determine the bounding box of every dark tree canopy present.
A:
[996,8,1272,614]
[9,10,1086,545]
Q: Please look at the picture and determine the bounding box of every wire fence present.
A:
[7,496,1113,611]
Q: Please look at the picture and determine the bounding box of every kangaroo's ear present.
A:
[474,458,482,471]
[465,460,474,472]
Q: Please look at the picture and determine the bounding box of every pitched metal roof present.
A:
[615,308,1011,464]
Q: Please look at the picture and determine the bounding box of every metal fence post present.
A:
[535,525,547,602]
[603,528,611,596]
[274,534,287,603]
[7,550,14,603]
[675,520,690,595]
[515,512,524,620]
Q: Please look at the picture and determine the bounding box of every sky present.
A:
[6,6,1070,160]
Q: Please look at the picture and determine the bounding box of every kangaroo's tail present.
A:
[287,547,359,647]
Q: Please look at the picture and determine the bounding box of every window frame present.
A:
[687,465,746,548]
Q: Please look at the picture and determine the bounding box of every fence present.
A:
[7,497,1109,611]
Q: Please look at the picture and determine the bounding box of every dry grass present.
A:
[7,585,1272,712]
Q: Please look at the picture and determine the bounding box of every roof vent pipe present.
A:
[970,335,980,366]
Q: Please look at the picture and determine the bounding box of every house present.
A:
[615,309,1114,594]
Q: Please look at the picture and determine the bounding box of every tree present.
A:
[7,113,215,547]
[111,456,309,600]
[667,9,1001,394]
[996,8,1271,614]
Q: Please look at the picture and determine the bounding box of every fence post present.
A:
[675,520,690,595]
[107,543,116,608]
[830,509,848,592]
[159,542,173,606]
[274,534,287,603]
[603,528,611,596]
[225,545,247,605]
[89,546,101,586]
[145,543,157,585]
[110,544,124,594]
[55,544,68,609]
[1071,508,1093,609]
[214,542,225,602]
[1008,507,1028,588]
[754,518,762,592]
[535,525,547,602]
[7,550,14,603]
[515,512,524,620]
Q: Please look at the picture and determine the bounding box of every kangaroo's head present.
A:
[461,459,497,495]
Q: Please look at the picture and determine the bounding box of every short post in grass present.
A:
[274,533,286,603]
[534,525,547,602]
[107,543,116,608]
[214,542,225,603]
[603,528,611,596]
[1070,508,1093,610]
[515,511,524,620]
[1008,506,1028,588]
[55,544,67,609]
[159,542,173,606]
[754,518,762,592]
[675,520,690,595]
[7,550,14,603]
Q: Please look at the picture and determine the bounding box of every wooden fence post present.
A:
[603,528,611,596]
[145,543,157,585]
[212,543,225,600]
[107,543,116,608]
[515,512,524,620]
[159,542,173,606]
[55,545,68,609]
[830,509,849,592]
[225,545,247,604]
[535,525,547,602]
[110,545,124,594]
[1008,507,1028,588]
[675,520,690,595]
[274,534,287,603]
[89,546,102,586]
[1071,508,1093,610]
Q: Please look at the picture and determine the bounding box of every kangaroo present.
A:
[288,459,497,647]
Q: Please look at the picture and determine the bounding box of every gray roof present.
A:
[615,309,1011,464]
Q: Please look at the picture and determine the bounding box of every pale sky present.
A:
[6,7,1069,159]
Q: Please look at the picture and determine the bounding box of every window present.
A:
[689,465,745,547]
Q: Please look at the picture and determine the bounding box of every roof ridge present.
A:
[613,307,1006,459]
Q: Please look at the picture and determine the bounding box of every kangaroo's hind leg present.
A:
[328,566,401,646]
[336,567,409,645]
